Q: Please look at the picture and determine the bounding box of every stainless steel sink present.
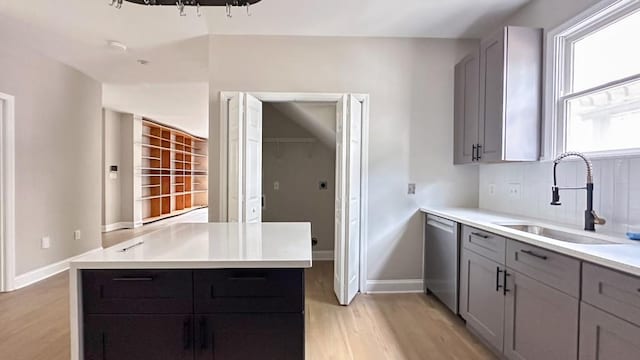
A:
[498,224,617,245]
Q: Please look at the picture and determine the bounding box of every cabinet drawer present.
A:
[82,270,193,314]
[194,269,304,313]
[506,239,580,298]
[582,263,640,325]
[461,225,506,263]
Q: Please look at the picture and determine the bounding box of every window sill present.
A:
[540,148,640,162]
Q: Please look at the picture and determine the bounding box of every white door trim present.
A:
[0,92,16,292]
[219,91,369,294]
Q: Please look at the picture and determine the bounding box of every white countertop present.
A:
[420,207,640,277]
[70,222,313,269]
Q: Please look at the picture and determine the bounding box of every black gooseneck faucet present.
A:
[551,152,606,232]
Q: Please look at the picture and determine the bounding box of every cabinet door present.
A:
[454,50,480,165]
[504,270,579,360]
[478,29,506,163]
[460,249,505,352]
[195,314,304,360]
[84,315,194,360]
[579,302,640,360]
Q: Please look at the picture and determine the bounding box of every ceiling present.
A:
[103,83,209,138]
[0,0,529,83]
[0,0,529,138]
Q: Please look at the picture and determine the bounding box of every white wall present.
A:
[262,104,336,252]
[477,0,640,232]
[102,111,143,230]
[102,109,123,227]
[479,158,640,234]
[0,40,102,276]
[209,35,479,281]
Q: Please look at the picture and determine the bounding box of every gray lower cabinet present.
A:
[460,248,505,352]
[579,302,640,360]
[504,270,579,360]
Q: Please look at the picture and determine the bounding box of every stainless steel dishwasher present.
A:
[424,214,460,314]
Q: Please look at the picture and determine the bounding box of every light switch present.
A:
[41,236,51,249]
[489,184,496,196]
[408,183,416,195]
[74,230,81,241]
[274,181,280,191]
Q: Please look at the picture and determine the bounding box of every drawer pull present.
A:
[112,276,155,282]
[520,249,548,260]
[496,267,503,292]
[228,276,267,281]
[503,270,511,295]
[471,232,490,239]
[183,318,191,350]
[199,317,208,350]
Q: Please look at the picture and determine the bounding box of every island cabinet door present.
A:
[503,270,579,360]
[84,315,194,360]
[195,314,304,360]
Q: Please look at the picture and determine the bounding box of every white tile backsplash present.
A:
[479,156,640,234]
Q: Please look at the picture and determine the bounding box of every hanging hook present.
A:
[245,2,252,16]
[176,0,186,16]
[226,3,233,18]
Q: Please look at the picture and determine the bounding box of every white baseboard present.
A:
[312,250,334,261]
[366,279,424,294]
[13,247,103,290]
[102,222,135,233]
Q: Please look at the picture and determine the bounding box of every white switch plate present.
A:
[489,184,496,196]
[508,183,522,200]
[274,181,280,191]
[74,230,81,241]
[41,236,51,249]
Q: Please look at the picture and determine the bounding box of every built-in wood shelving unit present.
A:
[140,119,208,224]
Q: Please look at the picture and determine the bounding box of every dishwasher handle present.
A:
[426,216,455,233]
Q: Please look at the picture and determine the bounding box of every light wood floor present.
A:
[0,260,493,360]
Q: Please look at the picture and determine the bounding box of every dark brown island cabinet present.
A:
[81,268,305,360]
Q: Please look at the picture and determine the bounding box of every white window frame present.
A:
[543,0,640,160]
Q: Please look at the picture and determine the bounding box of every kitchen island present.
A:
[69,222,312,360]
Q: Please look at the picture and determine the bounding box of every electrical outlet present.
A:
[408,183,416,195]
[273,181,280,191]
[74,230,81,241]
[489,184,496,196]
[508,183,522,200]
[41,236,51,249]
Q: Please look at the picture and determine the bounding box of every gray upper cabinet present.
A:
[454,26,542,164]
[454,50,480,164]
[504,270,579,360]
[479,26,542,162]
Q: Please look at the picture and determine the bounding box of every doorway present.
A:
[0,92,16,292]
[219,92,369,305]
[261,102,337,264]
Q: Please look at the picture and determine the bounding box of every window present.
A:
[547,0,640,157]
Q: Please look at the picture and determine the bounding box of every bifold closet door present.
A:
[334,95,363,306]
[225,92,263,224]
